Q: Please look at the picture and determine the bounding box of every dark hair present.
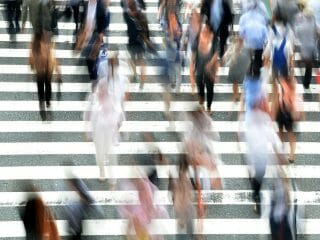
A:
[273,4,287,24]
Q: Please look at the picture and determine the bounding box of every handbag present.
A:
[316,69,320,84]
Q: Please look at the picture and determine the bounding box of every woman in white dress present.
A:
[84,53,129,182]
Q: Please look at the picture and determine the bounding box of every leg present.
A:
[287,130,296,162]
[137,53,145,89]
[94,139,106,180]
[6,1,14,34]
[107,150,118,186]
[219,25,229,59]
[86,58,98,90]
[44,75,52,107]
[72,5,80,33]
[36,76,46,120]
[205,74,214,112]
[162,86,173,122]
[232,80,239,101]
[196,74,205,107]
[14,0,21,32]
[303,59,312,89]
[36,77,45,105]
[175,61,181,92]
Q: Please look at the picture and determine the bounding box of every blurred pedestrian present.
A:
[21,0,52,37]
[223,33,250,101]
[65,178,96,240]
[84,79,122,183]
[190,23,219,114]
[269,169,294,240]
[5,0,21,40]
[170,155,195,239]
[75,0,108,90]
[29,32,61,121]
[274,77,303,163]
[243,100,284,214]
[123,0,148,89]
[165,12,182,92]
[271,0,298,26]
[239,0,268,81]
[21,187,60,240]
[118,178,156,240]
[294,0,318,89]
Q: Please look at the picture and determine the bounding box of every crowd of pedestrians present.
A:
[3,0,320,239]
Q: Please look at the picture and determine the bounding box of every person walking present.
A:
[190,23,219,114]
[29,32,61,120]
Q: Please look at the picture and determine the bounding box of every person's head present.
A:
[297,0,307,11]
[273,6,286,23]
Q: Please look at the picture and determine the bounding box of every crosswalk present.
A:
[0,0,320,239]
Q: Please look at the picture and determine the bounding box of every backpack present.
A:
[272,25,288,77]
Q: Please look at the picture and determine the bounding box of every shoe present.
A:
[288,157,294,164]
[46,102,51,108]
[207,107,212,115]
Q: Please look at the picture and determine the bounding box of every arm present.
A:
[157,0,165,22]
[190,51,196,95]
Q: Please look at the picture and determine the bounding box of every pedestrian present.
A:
[294,0,318,89]
[165,12,182,92]
[243,100,284,214]
[239,0,268,81]
[264,6,294,100]
[269,169,294,240]
[118,178,156,240]
[170,155,195,239]
[190,22,219,114]
[28,32,61,121]
[274,77,303,163]
[84,79,122,183]
[21,0,52,37]
[5,0,22,39]
[65,178,96,240]
[223,33,250,101]
[75,0,108,90]
[21,186,60,240]
[123,0,148,89]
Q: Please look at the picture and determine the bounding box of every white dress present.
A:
[86,80,122,179]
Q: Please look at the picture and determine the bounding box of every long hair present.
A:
[30,33,52,77]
